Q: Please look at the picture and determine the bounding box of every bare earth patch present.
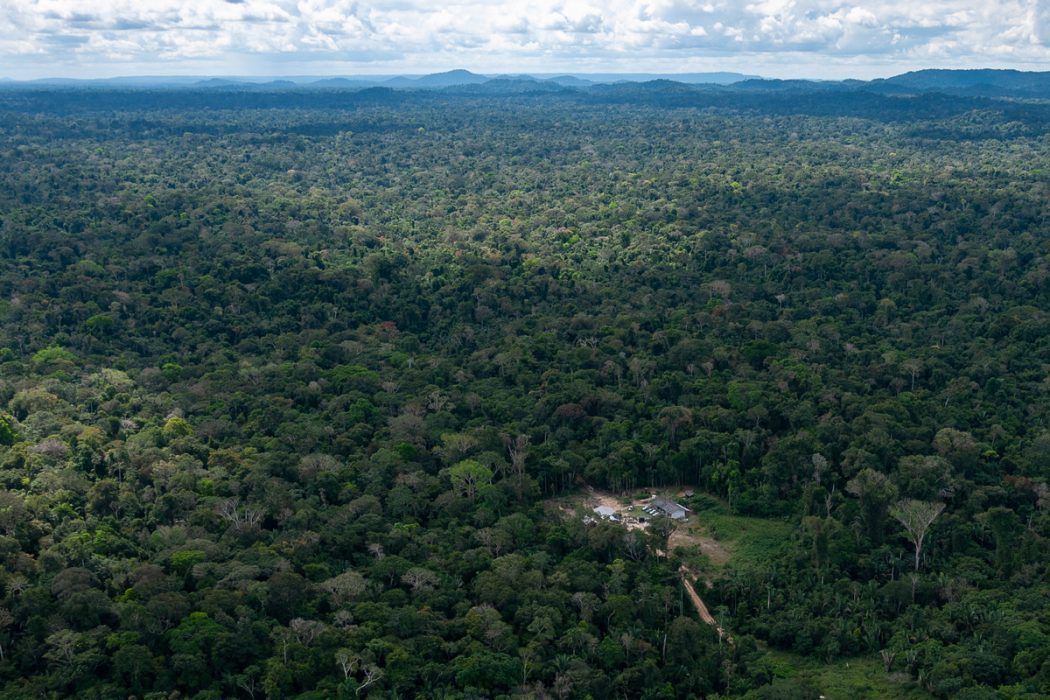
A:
[668,524,732,568]
[551,486,734,559]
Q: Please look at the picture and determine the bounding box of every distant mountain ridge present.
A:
[4,69,761,90]
[873,69,1050,97]
[3,68,1048,100]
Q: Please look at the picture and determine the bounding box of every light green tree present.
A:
[447,459,493,501]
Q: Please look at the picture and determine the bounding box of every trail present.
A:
[680,565,733,643]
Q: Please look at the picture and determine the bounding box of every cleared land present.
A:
[549,489,930,698]
[550,487,789,574]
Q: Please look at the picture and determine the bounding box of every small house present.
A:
[593,505,617,519]
[650,497,689,521]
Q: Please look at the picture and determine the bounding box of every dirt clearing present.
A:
[668,524,732,568]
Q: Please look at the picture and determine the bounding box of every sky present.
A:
[1,0,1048,80]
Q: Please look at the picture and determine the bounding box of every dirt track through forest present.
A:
[679,566,732,642]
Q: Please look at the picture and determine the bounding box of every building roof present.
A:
[593,505,616,517]
[650,497,690,517]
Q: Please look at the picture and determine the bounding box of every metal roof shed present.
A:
[650,497,689,520]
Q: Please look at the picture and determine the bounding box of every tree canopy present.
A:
[0,86,1047,698]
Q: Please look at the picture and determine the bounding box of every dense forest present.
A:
[0,84,1047,698]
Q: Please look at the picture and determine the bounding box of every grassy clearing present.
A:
[675,496,794,574]
[698,510,793,570]
[753,651,933,699]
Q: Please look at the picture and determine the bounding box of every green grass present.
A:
[699,510,793,569]
[755,650,933,700]
[677,494,794,573]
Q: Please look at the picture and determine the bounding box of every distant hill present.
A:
[728,70,1050,100]
[194,78,304,91]
[384,69,490,88]
[23,76,206,87]
[308,77,378,89]
[591,79,713,95]
[545,72,758,85]
[543,75,594,87]
[733,78,845,92]
[446,78,573,95]
[873,69,1050,98]
[195,78,249,88]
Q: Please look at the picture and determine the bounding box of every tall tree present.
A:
[447,459,494,502]
[847,468,899,544]
[890,499,945,571]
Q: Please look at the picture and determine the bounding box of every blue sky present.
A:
[2,0,1048,80]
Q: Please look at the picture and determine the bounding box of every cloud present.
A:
[0,0,1048,78]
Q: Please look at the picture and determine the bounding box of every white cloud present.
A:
[0,0,1048,78]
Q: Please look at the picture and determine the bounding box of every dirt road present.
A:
[680,565,732,642]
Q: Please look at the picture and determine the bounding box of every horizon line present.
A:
[4,66,1048,85]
